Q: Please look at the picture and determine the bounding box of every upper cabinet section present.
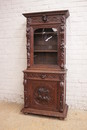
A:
[23,10,69,69]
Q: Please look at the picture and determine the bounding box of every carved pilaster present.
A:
[60,16,66,69]
[26,18,31,68]
[59,81,64,112]
[23,78,28,108]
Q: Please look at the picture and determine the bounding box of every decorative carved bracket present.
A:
[61,16,66,24]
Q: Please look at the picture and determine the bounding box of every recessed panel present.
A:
[28,80,59,111]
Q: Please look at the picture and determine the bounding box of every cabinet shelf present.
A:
[34,50,57,52]
[34,32,57,35]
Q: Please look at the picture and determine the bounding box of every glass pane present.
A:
[34,28,58,65]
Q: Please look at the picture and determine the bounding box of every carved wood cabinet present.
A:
[22,10,69,119]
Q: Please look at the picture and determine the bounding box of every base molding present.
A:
[21,104,68,119]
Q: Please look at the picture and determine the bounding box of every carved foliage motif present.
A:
[31,15,61,23]
[60,16,66,69]
[24,72,62,80]
[26,18,31,68]
[34,87,51,105]
[47,15,60,23]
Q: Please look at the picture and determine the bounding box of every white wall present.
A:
[0,0,87,109]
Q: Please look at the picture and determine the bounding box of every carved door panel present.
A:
[27,80,60,111]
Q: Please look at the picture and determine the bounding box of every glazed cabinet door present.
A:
[26,80,60,111]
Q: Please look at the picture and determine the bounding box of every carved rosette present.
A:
[23,79,28,108]
[26,18,31,68]
[60,16,66,69]
[59,81,64,112]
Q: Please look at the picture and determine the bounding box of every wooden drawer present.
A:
[24,72,65,81]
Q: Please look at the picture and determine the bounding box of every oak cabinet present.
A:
[21,10,69,119]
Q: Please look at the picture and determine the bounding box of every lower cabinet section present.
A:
[26,80,59,111]
[22,75,68,119]
[22,79,68,119]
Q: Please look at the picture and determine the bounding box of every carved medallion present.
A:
[42,15,47,22]
[34,87,51,105]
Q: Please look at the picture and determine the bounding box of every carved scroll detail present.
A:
[47,15,60,23]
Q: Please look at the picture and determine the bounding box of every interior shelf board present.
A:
[34,50,57,52]
[34,32,57,35]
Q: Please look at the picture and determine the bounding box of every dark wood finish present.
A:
[26,80,59,111]
[22,10,69,119]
